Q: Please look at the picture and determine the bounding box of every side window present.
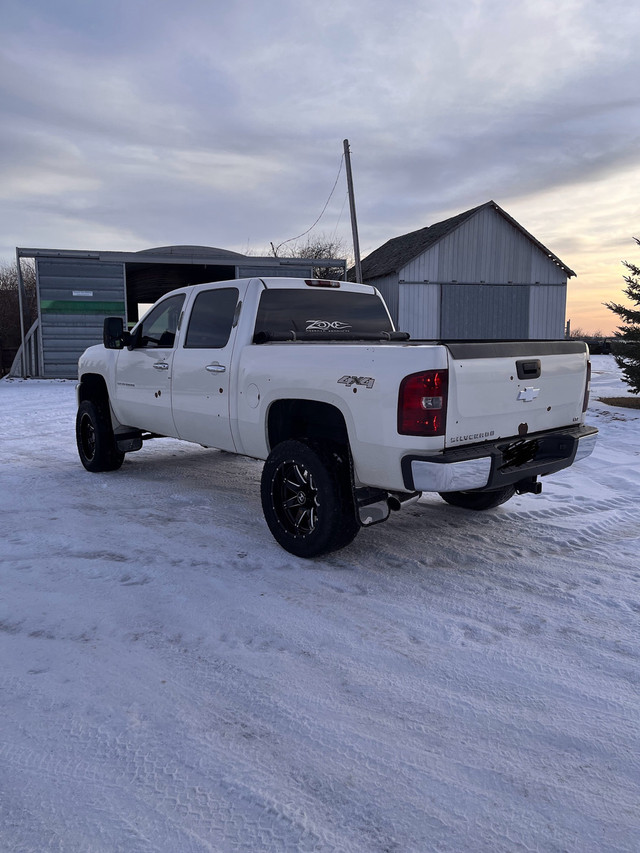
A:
[184,288,239,348]
[136,294,185,348]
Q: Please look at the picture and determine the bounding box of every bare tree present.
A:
[0,260,37,355]
[569,327,604,339]
[272,235,350,280]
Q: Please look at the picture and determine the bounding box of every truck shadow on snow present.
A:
[107,441,569,571]
[100,440,625,575]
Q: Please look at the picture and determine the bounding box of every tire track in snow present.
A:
[0,694,325,853]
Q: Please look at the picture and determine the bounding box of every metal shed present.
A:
[12,245,346,379]
[358,201,575,340]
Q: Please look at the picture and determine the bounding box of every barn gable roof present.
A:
[359,200,576,280]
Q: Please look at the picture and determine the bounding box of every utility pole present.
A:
[343,139,362,283]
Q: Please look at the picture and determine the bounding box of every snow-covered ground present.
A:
[1,355,638,852]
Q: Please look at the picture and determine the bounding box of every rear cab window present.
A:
[254,289,393,342]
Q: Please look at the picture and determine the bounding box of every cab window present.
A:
[253,289,393,340]
[136,294,185,348]
[184,288,239,348]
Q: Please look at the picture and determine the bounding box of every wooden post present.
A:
[15,248,27,378]
[343,139,362,283]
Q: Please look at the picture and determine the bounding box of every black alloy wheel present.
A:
[76,400,125,472]
[261,440,359,558]
[272,459,319,537]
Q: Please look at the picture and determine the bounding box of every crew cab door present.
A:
[113,293,186,436]
[170,286,241,452]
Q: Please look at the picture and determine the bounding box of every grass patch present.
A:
[598,396,640,409]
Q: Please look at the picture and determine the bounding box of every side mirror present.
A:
[103,317,131,349]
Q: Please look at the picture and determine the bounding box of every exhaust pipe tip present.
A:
[387,491,421,512]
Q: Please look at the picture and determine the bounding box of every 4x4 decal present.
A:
[338,375,375,389]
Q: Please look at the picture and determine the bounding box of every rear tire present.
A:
[261,440,359,558]
[438,485,516,511]
[76,400,125,472]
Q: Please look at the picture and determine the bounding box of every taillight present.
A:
[582,360,592,412]
[398,369,448,436]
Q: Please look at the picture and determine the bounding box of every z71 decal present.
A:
[338,375,376,389]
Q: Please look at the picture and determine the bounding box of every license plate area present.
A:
[499,438,539,471]
[497,434,576,473]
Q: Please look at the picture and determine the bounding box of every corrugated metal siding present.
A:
[436,207,529,282]
[37,259,125,378]
[398,243,440,283]
[238,265,314,279]
[389,208,567,338]
[441,284,529,339]
[368,273,399,323]
[428,206,565,285]
[398,283,440,338]
[530,252,566,285]
[528,285,566,338]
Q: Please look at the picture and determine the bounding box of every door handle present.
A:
[206,363,226,373]
[153,362,169,370]
[516,359,541,380]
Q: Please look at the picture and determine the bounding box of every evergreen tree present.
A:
[606,238,640,394]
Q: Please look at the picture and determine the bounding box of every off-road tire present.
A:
[438,485,516,511]
[261,439,359,558]
[76,400,125,472]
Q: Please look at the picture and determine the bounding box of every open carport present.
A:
[12,245,346,378]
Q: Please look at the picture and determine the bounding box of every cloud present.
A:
[1,0,639,333]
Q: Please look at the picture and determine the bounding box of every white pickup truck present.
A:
[76,277,597,557]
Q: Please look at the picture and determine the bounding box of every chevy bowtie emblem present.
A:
[517,387,540,402]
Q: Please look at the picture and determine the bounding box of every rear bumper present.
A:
[402,424,598,493]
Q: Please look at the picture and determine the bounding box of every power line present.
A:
[331,190,349,244]
[271,154,344,256]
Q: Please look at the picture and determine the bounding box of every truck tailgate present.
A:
[444,341,588,448]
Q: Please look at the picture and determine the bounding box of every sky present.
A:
[1,0,639,335]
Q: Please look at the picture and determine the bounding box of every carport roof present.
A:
[17,245,345,270]
[135,245,246,259]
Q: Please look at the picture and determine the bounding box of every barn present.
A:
[358,201,574,340]
[12,245,346,379]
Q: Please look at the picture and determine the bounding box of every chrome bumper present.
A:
[403,424,598,493]
[573,430,598,463]
[411,457,492,492]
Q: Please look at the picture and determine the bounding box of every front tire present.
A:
[76,400,124,472]
[261,440,359,558]
[438,485,516,511]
